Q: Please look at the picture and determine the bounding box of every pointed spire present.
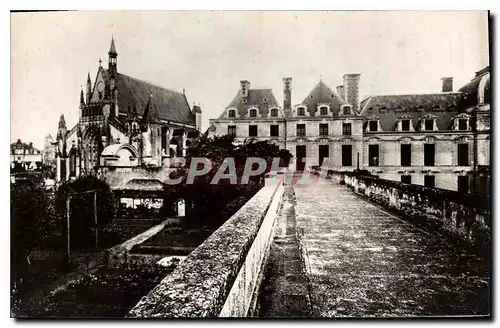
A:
[80,86,85,106]
[58,114,66,129]
[99,58,102,67]
[86,72,92,104]
[108,36,117,56]
[140,91,154,127]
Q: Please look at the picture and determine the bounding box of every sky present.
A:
[11,11,489,149]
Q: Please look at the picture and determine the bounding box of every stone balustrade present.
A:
[326,169,490,252]
[127,180,284,318]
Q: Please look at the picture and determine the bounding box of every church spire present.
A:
[140,91,154,129]
[108,35,117,56]
[86,72,92,103]
[80,87,85,107]
[108,36,118,75]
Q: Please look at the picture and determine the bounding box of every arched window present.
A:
[228,109,236,118]
[270,108,278,117]
[249,108,257,118]
[320,106,328,116]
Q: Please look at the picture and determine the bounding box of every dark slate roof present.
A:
[359,93,461,131]
[11,140,41,154]
[115,72,195,125]
[457,67,490,109]
[220,88,279,119]
[299,80,345,115]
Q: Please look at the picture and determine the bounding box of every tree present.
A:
[11,184,59,283]
[165,135,292,227]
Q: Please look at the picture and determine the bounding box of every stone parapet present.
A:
[128,181,284,318]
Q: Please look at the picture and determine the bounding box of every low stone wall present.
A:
[106,218,181,269]
[327,170,490,252]
[127,181,284,318]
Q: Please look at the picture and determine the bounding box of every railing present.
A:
[127,180,284,318]
[324,169,490,253]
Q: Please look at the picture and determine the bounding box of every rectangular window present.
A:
[458,143,469,166]
[319,145,329,166]
[424,175,435,188]
[342,145,352,166]
[297,107,305,116]
[342,123,352,136]
[401,176,412,184]
[369,121,378,132]
[457,176,469,194]
[228,125,236,137]
[270,125,279,137]
[297,124,306,137]
[368,145,379,166]
[249,125,258,137]
[400,144,412,166]
[424,143,435,166]
[401,120,411,131]
[424,119,434,131]
[343,107,350,115]
[458,119,468,131]
[319,123,329,136]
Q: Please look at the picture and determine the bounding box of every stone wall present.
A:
[127,181,284,318]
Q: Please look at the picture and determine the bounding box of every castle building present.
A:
[54,38,202,183]
[10,139,42,172]
[208,67,490,193]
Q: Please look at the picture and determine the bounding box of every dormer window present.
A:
[424,119,434,131]
[228,109,236,118]
[297,107,306,116]
[369,120,378,132]
[263,98,268,103]
[458,119,468,130]
[320,106,328,116]
[401,119,411,131]
[249,108,257,118]
[453,114,470,131]
[270,108,278,117]
[343,106,351,115]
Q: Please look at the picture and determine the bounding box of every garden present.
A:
[11,135,293,317]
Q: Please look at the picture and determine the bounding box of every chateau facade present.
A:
[53,38,202,184]
[208,68,490,193]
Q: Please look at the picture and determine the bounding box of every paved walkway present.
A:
[260,175,490,317]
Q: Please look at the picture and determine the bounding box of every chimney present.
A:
[336,85,345,100]
[192,103,202,131]
[240,80,250,99]
[343,73,361,112]
[283,77,292,113]
[441,77,453,92]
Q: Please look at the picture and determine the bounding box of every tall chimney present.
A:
[441,77,453,92]
[240,80,250,99]
[283,77,292,114]
[343,73,361,112]
[336,85,345,100]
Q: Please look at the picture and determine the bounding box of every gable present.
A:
[90,67,108,103]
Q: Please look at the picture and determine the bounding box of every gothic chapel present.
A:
[54,38,201,182]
